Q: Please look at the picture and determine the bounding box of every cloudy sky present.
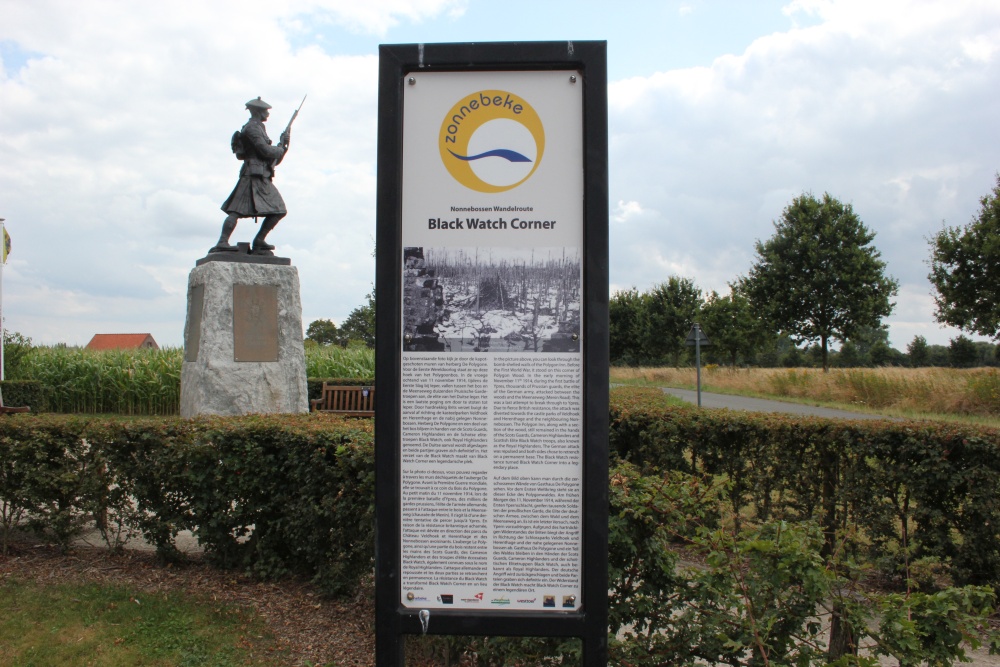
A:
[1,0,998,349]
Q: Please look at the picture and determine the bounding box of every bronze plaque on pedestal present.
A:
[233,284,279,362]
[185,283,205,362]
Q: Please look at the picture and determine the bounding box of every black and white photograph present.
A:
[403,246,581,353]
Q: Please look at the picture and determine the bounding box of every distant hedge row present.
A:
[610,386,1000,589]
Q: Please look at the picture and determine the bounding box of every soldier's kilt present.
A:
[222,175,286,217]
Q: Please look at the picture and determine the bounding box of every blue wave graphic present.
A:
[448,148,532,163]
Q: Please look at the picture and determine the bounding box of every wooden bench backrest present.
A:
[317,384,374,414]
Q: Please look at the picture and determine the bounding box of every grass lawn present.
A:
[0,578,288,666]
[0,540,373,666]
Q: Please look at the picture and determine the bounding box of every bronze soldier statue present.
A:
[212,96,291,255]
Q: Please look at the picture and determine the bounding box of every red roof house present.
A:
[86,333,159,351]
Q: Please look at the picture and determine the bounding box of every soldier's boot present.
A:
[252,213,285,253]
[211,214,240,252]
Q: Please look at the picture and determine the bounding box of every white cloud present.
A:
[612,200,648,224]
[310,0,469,35]
[607,0,1000,346]
[961,35,996,63]
[0,2,417,345]
[1,0,999,350]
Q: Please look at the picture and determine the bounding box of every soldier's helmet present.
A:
[245,96,272,110]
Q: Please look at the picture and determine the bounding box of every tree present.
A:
[305,319,343,347]
[699,288,765,367]
[975,341,998,367]
[907,335,929,367]
[743,193,899,372]
[948,335,978,368]
[609,287,645,366]
[849,325,889,363]
[929,174,1000,341]
[869,341,904,367]
[2,329,33,380]
[641,277,702,366]
[782,345,804,368]
[837,341,861,368]
[926,344,950,367]
[340,289,375,348]
[839,324,903,367]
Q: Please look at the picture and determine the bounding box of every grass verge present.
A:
[0,577,288,666]
[610,365,1000,426]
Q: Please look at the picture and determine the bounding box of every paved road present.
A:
[660,387,887,420]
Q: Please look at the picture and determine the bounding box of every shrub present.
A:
[0,414,374,595]
[4,399,1000,664]
[609,385,1000,589]
[0,381,45,411]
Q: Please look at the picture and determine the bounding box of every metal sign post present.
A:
[375,41,608,666]
[685,323,711,407]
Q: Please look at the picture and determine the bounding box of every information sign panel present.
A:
[375,41,608,667]
[399,70,584,613]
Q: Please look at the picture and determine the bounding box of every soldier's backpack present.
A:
[231,130,245,160]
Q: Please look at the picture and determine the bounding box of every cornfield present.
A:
[15,347,183,415]
[305,344,375,379]
[12,345,375,415]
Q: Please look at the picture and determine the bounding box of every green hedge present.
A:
[0,414,374,595]
[609,386,1000,588]
[5,390,1000,592]
[0,381,45,411]
[3,399,1000,664]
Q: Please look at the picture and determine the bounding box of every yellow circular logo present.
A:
[439,90,545,193]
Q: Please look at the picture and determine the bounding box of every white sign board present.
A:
[399,70,584,612]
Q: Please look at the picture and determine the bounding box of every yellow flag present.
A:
[2,228,8,264]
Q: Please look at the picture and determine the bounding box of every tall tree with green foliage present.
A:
[742,193,898,371]
[340,289,375,348]
[699,288,764,367]
[2,329,33,379]
[305,319,343,347]
[907,335,929,367]
[641,277,702,366]
[949,335,979,368]
[609,287,645,366]
[929,174,1000,341]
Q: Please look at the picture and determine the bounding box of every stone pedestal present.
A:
[180,259,308,417]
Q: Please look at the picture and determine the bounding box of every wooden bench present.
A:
[310,384,374,416]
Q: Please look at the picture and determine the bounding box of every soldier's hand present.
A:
[280,130,290,149]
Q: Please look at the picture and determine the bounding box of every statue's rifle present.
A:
[282,95,307,144]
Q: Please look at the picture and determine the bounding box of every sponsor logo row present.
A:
[408,592,577,608]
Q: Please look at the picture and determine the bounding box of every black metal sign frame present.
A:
[374,41,608,666]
